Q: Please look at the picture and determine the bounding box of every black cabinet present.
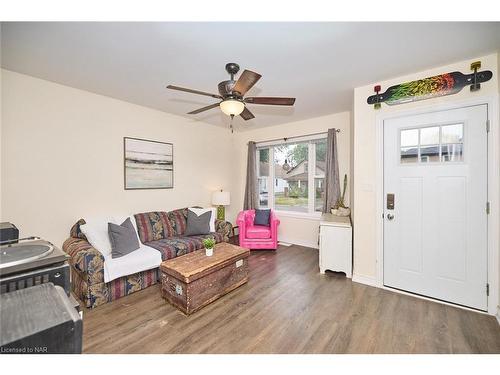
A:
[0,283,82,354]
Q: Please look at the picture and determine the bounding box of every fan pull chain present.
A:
[230,114,234,133]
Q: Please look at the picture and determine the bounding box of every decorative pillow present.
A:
[254,209,271,226]
[108,218,141,258]
[134,211,174,243]
[168,208,188,236]
[185,210,211,236]
[189,207,216,232]
[80,217,116,257]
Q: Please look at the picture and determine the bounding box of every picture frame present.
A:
[124,137,174,190]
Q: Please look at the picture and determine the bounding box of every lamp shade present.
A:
[212,190,230,206]
[219,99,245,116]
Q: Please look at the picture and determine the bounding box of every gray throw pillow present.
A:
[108,218,140,258]
[254,209,271,226]
[185,210,211,236]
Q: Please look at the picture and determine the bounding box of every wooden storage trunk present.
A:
[160,242,250,315]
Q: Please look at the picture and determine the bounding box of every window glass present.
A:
[420,145,440,163]
[400,129,418,147]
[257,148,269,208]
[442,124,463,144]
[420,126,439,146]
[315,139,327,168]
[258,148,269,177]
[273,142,308,213]
[400,123,464,164]
[258,178,268,208]
[400,147,418,163]
[441,143,463,162]
[314,177,325,212]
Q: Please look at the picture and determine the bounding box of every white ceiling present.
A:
[2,22,500,130]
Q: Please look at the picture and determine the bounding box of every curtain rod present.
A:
[251,129,340,146]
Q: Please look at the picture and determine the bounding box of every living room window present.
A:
[257,136,327,216]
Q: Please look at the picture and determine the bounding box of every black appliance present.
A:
[0,283,82,353]
[0,238,71,295]
[0,222,19,244]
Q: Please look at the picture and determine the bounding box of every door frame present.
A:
[374,94,499,315]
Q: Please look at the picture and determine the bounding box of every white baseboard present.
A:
[352,273,378,287]
[279,237,319,249]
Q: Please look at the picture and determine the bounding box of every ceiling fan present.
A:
[166,62,296,125]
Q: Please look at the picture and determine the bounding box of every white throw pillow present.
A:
[80,217,114,257]
[80,215,141,258]
[189,207,216,233]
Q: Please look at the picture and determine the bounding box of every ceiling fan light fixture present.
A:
[220,99,245,116]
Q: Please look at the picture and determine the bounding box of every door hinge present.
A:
[486,120,490,133]
[486,201,491,215]
[486,283,490,296]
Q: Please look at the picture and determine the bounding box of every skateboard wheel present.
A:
[374,103,381,110]
[374,85,381,92]
[470,61,481,70]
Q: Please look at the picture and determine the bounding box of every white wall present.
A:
[352,53,499,283]
[1,70,235,247]
[232,112,351,248]
[498,52,500,320]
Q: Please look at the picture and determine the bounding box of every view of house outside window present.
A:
[257,137,327,214]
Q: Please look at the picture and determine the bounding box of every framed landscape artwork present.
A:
[124,137,174,189]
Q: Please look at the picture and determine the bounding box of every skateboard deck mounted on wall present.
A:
[367,61,493,108]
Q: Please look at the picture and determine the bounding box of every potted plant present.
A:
[203,237,216,256]
[331,174,351,217]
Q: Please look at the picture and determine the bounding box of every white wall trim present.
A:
[374,94,500,316]
[280,237,319,249]
[497,306,500,326]
[274,211,322,221]
[352,273,379,287]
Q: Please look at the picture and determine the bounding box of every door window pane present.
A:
[420,145,440,163]
[441,144,463,162]
[442,124,463,144]
[401,147,418,163]
[400,123,464,164]
[401,129,419,147]
[420,126,440,145]
[274,142,308,213]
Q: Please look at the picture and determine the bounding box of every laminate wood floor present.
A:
[82,245,500,354]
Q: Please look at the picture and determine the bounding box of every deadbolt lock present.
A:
[387,193,395,210]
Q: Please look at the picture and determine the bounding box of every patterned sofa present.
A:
[62,208,232,308]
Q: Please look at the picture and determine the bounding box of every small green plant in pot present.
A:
[203,237,216,256]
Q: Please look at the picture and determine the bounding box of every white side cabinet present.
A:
[319,213,352,277]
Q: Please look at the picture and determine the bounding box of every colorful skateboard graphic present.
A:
[367,61,493,109]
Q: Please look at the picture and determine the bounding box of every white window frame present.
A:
[256,136,326,218]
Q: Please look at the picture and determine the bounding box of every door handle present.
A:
[387,213,395,220]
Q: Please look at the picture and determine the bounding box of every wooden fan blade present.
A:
[167,85,222,99]
[245,97,296,106]
[233,70,262,96]
[187,102,220,114]
[240,107,255,121]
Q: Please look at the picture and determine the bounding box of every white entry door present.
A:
[383,105,488,310]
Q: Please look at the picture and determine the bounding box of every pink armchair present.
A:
[237,210,280,250]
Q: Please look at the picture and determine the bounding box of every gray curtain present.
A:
[243,141,258,210]
[322,128,341,213]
